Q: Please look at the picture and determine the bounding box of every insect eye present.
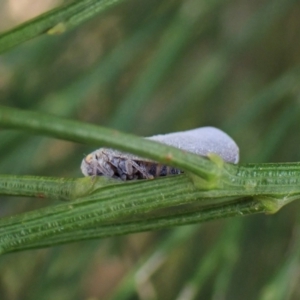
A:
[85,154,93,163]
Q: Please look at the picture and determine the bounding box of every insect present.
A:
[80,127,239,180]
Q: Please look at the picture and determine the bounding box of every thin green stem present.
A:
[0,0,125,53]
[0,175,120,200]
[0,106,217,180]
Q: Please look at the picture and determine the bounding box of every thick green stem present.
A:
[1,160,300,253]
[9,198,265,253]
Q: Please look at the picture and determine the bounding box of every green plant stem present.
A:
[1,106,300,253]
[0,0,125,53]
[0,163,300,253]
[0,175,120,200]
[0,105,217,180]
[2,162,300,204]
[10,198,263,253]
[0,173,263,254]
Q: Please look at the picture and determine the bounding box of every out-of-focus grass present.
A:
[0,0,300,299]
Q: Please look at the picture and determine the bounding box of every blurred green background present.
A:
[1,0,300,299]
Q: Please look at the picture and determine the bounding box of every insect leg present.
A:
[97,160,115,177]
[113,159,154,180]
[126,160,154,179]
[106,153,154,180]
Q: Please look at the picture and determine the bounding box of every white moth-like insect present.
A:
[81,127,239,180]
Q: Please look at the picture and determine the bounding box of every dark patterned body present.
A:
[81,148,181,180]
